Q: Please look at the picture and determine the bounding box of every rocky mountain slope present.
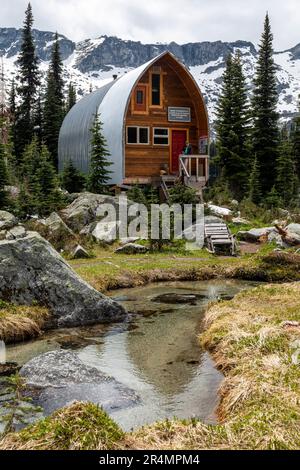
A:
[0,27,299,122]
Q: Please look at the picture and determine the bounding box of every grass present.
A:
[69,244,300,292]
[1,278,300,450]
[0,301,50,344]
[0,402,125,450]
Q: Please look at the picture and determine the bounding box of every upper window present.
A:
[127,126,149,145]
[153,128,169,146]
[132,84,148,113]
[151,73,161,106]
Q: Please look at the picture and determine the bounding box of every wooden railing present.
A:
[179,154,209,182]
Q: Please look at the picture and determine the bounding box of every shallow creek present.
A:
[5,280,258,431]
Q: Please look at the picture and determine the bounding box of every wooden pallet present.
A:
[205,223,236,255]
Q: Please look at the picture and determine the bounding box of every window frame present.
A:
[126,126,150,145]
[153,127,170,146]
[149,71,164,108]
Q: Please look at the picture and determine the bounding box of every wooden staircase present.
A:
[205,223,236,256]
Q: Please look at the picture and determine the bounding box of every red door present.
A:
[171,130,187,173]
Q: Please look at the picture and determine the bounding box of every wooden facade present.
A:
[124,54,209,183]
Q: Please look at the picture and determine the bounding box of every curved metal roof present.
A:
[58,51,209,185]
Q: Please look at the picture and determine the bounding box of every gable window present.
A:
[153,128,169,146]
[127,126,149,145]
[132,84,148,113]
[151,73,161,106]
[136,89,144,104]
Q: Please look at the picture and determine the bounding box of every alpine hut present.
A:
[58,51,209,196]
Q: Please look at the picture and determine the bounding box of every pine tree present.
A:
[216,52,251,199]
[8,79,17,155]
[66,82,77,112]
[252,14,279,195]
[44,32,65,168]
[291,96,300,178]
[14,3,40,161]
[33,91,43,145]
[248,156,261,204]
[87,113,112,193]
[275,128,298,206]
[61,160,86,193]
[0,141,9,208]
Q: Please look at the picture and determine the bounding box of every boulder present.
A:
[0,232,126,327]
[45,212,75,238]
[92,221,119,244]
[207,204,233,219]
[5,225,27,240]
[72,244,90,259]
[237,227,275,243]
[61,192,120,232]
[115,243,149,255]
[119,237,140,246]
[20,350,139,415]
[285,223,300,237]
[0,211,18,230]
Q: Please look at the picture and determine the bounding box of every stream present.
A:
[4,279,257,431]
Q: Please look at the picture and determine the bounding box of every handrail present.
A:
[179,154,208,181]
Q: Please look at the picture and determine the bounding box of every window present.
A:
[127,126,149,145]
[136,89,144,104]
[153,128,169,146]
[151,73,161,106]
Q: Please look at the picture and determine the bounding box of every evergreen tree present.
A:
[87,113,112,193]
[33,91,43,145]
[8,79,17,155]
[44,32,65,168]
[0,141,9,208]
[66,82,77,112]
[291,96,300,178]
[18,138,65,216]
[275,128,298,206]
[61,160,86,193]
[252,14,279,194]
[15,3,40,160]
[248,155,261,204]
[127,185,148,205]
[216,52,251,199]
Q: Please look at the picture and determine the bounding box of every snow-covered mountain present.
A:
[1,28,300,123]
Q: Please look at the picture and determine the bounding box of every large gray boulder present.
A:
[286,223,300,237]
[60,192,121,232]
[0,211,18,230]
[0,232,126,327]
[20,350,139,415]
[237,227,275,243]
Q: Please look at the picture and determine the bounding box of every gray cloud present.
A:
[1,0,299,50]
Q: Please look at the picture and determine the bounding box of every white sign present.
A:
[168,107,191,123]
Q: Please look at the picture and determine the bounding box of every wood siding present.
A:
[124,57,208,179]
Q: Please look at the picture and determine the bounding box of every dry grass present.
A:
[0,302,50,343]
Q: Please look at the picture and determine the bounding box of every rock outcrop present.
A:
[0,232,126,327]
[60,192,120,232]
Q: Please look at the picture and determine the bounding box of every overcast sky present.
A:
[1,0,299,50]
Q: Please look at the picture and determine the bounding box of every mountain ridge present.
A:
[0,27,299,121]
